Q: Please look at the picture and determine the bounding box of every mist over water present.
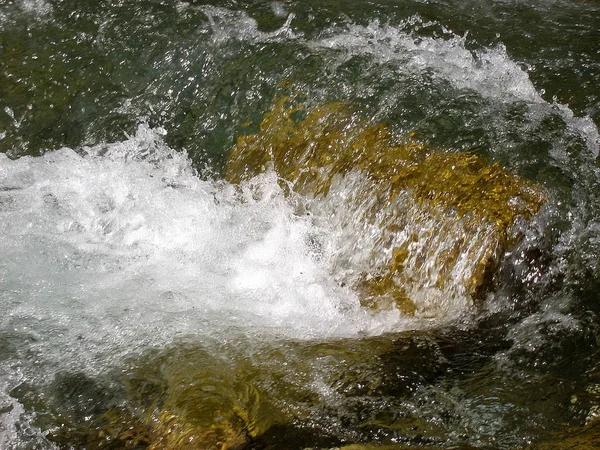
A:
[1,0,600,448]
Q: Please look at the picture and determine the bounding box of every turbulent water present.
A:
[1,0,600,448]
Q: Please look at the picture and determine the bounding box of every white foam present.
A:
[1,125,432,387]
[199,5,298,44]
[0,0,53,21]
[19,0,52,15]
[310,20,543,103]
[308,18,599,155]
[303,172,479,320]
[0,368,55,450]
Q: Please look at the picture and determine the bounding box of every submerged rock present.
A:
[33,332,456,449]
[114,347,278,450]
[225,98,546,315]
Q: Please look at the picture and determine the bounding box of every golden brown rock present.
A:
[78,347,280,450]
[226,97,546,315]
[137,348,276,450]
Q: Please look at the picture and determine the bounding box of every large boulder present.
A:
[225,98,546,315]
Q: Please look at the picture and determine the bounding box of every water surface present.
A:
[1,0,600,448]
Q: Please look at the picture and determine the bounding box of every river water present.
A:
[1,0,599,449]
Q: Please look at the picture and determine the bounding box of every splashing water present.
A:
[1,1,600,448]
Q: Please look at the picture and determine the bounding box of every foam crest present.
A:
[309,18,599,155]
[199,5,298,44]
[0,0,52,23]
[311,20,543,103]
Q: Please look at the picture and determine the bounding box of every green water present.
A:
[1,0,600,449]
[2,0,598,163]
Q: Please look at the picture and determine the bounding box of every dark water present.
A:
[1,0,600,448]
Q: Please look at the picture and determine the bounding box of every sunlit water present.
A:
[1,0,600,448]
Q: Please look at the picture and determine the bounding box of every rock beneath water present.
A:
[119,347,278,450]
[225,98,546,315]
[28,332,456,449]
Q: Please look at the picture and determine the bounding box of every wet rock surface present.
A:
[226,98,546,315]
